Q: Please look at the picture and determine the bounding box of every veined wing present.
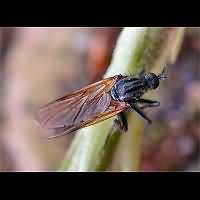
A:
[35,75,129,138]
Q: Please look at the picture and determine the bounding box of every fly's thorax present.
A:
[111,76,148,102]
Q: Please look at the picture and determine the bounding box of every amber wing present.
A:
[35,75,129,138]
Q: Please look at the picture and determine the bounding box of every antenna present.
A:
[158,66,168,80]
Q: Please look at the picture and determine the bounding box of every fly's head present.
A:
[144,67,168,90]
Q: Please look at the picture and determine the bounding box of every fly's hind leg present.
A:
[107,112,128,136]
[113,112,128,133]
[104,112,128,148]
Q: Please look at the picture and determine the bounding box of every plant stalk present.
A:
[59,27,185,172]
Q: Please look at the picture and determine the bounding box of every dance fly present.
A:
[35,68,167,138]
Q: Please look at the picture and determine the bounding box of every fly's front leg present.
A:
[130,103,152,124]
[137,98,160,110]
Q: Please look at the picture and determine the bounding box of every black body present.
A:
[109,69,167,132]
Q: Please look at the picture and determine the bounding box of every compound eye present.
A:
[151,77,159,89]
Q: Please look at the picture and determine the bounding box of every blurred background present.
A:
[0,27,199,171]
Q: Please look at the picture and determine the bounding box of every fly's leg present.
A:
[137,98,160,105]
[113,112,128,132]
[137,98,160,110]
[104,112,128,148]
[130,103,152,124]
[107,112,128,136]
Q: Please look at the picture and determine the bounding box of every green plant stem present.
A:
[59,27,185,172]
